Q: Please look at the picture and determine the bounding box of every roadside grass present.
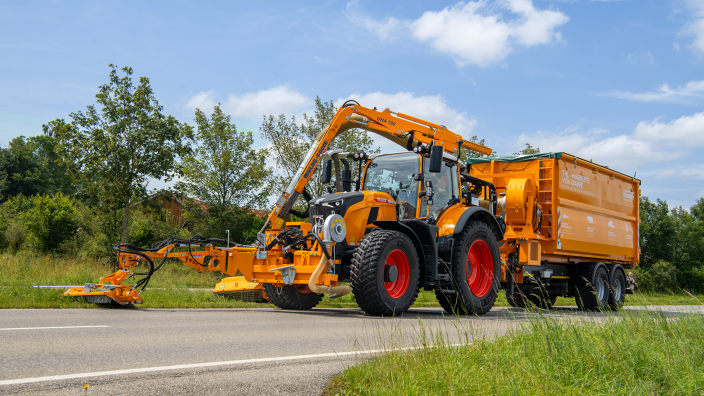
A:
[1,252,702,309]
[327,307,704,395]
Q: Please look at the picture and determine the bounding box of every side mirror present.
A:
[429,145,443,173]
[322,160,332,184]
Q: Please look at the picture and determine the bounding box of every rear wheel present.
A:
[608,268,626,311]
[351,230,420,316]
[575,266,610,311]
[263,283,323,310]
[449,221,500,315]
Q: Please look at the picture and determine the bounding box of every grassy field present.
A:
[326,308,704,395]
[0,252,701,309]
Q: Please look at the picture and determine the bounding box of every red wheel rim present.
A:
[384,249,410,298]
[294,284,312,294]
[466,240,493,298]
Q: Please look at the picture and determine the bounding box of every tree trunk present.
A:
[121,190,131,244]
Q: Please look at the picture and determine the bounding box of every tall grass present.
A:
[2,252,703,310]
[329,307,704,395]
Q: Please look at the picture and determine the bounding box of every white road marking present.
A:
[0,344,463,386]
[0,326,109,331]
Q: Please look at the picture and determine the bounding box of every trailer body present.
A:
[468,152,640,309]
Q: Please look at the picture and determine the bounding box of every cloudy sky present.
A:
[1,0,703,208]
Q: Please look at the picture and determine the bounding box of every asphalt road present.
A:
[1,305,701,395]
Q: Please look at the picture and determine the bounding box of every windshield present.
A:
[363,153,419,202]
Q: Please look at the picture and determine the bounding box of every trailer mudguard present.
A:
[373,220,439,287]
[454,206,504,240]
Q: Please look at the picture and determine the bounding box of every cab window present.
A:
[363,153,420,217]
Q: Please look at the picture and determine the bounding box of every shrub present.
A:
[3,220,26,252]
[678,268,704,293]
[22,193,79,252]
[633,261,677,293]
[127,205,182,248]
[0,195,33,251]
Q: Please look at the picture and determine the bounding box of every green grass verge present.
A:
[1,252,702,309]
[327,308,704,395]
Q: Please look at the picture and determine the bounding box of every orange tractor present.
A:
[66,100,639,314]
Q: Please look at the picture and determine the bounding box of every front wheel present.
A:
[351,230,420,316]
[450,221,501,315]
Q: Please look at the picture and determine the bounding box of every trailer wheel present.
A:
[575,266,610,311]
[262,283,323,310]
[608,268,626,311]
[450,221,500,315]
[351,230,420,316]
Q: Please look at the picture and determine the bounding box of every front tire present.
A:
[449,221,500,315]
[263,284,323,310]
[351,230,420,316]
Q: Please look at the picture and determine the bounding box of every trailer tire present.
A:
[608,268,626,311]
[450,221,500,315]
[262,284,323,310]
[351,230,420,316]
[575,266,610,311]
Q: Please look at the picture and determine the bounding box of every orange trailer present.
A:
[467,152,640,310]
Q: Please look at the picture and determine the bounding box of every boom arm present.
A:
[267,103,492,229]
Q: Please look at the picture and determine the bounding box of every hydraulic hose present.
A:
[307,253,351,298]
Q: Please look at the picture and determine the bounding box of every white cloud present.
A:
[515,111,704,170]
[651,164,704,181]
[697,190,704,199]
[350,0,568,67]
[515,127,666,170]
[336,92,477,152]
[678,0,704,55]
[184,90,216,112]
[633,111,704,147]
[184,86,312,120]
[605,80,704,103]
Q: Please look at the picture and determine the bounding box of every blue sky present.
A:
[1,0,703,208]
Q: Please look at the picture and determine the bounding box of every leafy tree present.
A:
[45,64,192,243]
[514,143,540,155]
[0,136,45,200]
[463,135,497,160]
[260,97,379,204]
[177,105,271,209]
[0,135,74,201]
[639,197,675,268]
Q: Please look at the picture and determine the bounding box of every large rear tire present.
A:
[575,266,610,311]
[263,284,323,310]
[449,221,500,315]
[351,230,420,316]
[608,268,626,311]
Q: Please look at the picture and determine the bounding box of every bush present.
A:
[633,261,678,293]
[678,268,704,293]
[0,195,33,251]
[22,193,79,252]
[127,206,182,248]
